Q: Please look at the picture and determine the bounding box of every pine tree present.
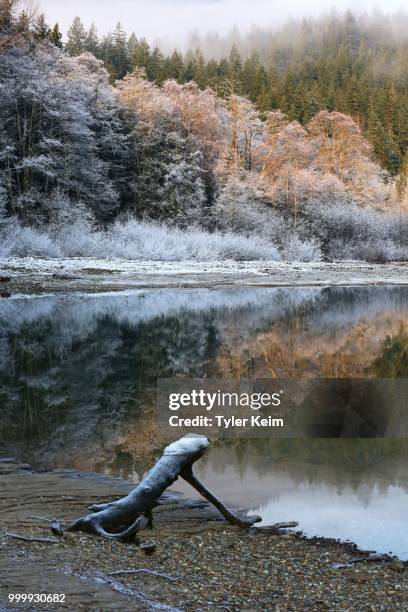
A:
[167,50,184,82]
[192,49,206,88]
[128,32,139,67]
[33,14,50,41]
[111,22,129,80]
[148,46,164,83]
[85,23,99,56]
[50,23,63,49]
[183,51,194,82]
[343,10,360,56]
[66,16,86,56]
[241,53,264,99]
[228,45,243,92]
[367,103,387,166]
[135,38,151,70]
[396,151,408,200]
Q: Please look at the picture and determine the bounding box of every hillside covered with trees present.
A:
[64,11,408,178]
[0,1,407,262]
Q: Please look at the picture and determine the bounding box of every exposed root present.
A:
[68,515,144,542]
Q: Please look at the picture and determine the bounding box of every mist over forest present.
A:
[38,0,408,44]
[1,0,408,262]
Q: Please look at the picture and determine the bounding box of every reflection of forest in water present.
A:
[0,286,407,482]
[187,439,408,559]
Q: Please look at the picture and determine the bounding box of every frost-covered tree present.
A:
[0,177,6,221]
[265,120,311,183]
[0,0,16,48]
[260,114,315,219]
[161,79,226,202]
[307,111,386,204]
[0,43,127,224]
[213,174,274,234]
[261,113,313,180]
[162,80,226,169]
[156,143,207,224]
[218,95,262,180]
[118,70,209,221]
[130,122,207,222]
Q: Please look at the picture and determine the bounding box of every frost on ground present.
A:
[1,256,408,292]
[1,219,407,292]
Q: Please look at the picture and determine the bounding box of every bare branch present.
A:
[108,569,180,582]
[6,531,59,543]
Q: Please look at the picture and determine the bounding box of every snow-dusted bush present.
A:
[302,201,408,261]
[54,219,104,257]
[0,218,62,258]
[330,238,408,262]
[94,218,282,261]
[0,217,281,261]
[214,176,275,232]
[281,236,322,262]
[213,176,323,261]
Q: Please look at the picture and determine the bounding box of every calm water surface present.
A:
[0,286,407,558]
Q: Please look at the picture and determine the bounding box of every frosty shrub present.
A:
[303,201,408,261]
[280,236,322,262]
[0,218,62,258]
[0,217,281,261]
[213,176,322,261]
[55,219,105,257]
[97,218,282,261]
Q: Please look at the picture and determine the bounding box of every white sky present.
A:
[37,0,408,44]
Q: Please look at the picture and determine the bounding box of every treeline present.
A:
[0,2,407,262]
[59,11,408,176]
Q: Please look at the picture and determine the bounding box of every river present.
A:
[0,285,407,558]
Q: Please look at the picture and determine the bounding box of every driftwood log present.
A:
[67,435,261,541]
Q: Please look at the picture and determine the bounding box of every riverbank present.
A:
[0,459,406,611]
[1,258,408,295]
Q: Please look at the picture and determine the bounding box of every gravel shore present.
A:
[0,460,406,611]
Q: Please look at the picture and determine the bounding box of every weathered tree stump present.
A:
[67,435,261,541]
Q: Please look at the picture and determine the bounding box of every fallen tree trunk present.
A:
[67,435,261,541]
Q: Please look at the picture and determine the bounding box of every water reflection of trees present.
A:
[371,327,408,377]
[0,286,407,478]
[203,438,408,495]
